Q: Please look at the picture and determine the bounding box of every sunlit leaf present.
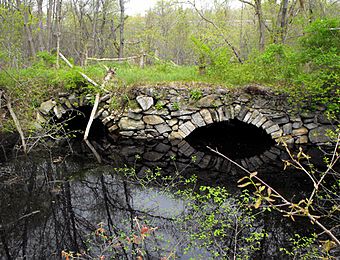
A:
[267,187,272,196]
[237,176,248,183]
[238,182,252,188]
[250,172,258,178]
[254,198,262,209]
[322,240,336,252]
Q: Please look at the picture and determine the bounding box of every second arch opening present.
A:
[185,119,275,159]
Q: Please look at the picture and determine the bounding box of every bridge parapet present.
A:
[37,85,336,145]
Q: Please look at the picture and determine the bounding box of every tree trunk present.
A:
[46,0,54,51]
[55,0,62,68]
[119,0,125,60]
[255,0,265,51]
[91,0,100,57]
[22,4,36,57]
[36,0,45,51]
[280,0,289,43]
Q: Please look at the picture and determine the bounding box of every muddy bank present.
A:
[0,132,20,162]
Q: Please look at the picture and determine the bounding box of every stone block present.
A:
[217,107,227,121]
[200,109,213,124]
[178,115,192,120]
[197,94,222,108]
[118,117,145,130]
[143,115,164,125]
[192,112,205,127]
[171,109,195,117]
[251,114,262,126]
[143,151,164,161]
[279,135,294,145]
[266,124,280,134]
[229,106,235,119]
[120,131,134,137]
[255,116,267,127]
[167,118,178,127]
[305,123,318,130]
[309,126,335,144]
[262,120,275,130]
[292,121,303,128]
[237,107,249,121]
[101,110,110,118]
[303,118,315,124]
[179,121,196,137]
[248,110,260,124]
[36,112,46,123]
[292,127,308,136]
[296,135,308,144]
[169,131,183,140]
[136,95,154,111]
[243,111,253,123]
[144,109,169,116]
[271,129,283,139]
[209,109,219,122]
[234,105,242,117]
[108,125,118,132]
[155,123,172,134]
[64,100,73,109]
[282,123,292,134]
[53,105,66,119]
[39,99,56,115]
[317,114,333,124]
[102,115,114,125]
[155,143,171,153]
[272,116,289,125]
[224,106,232,120]
[100,94,111,102]
[68,94,78,106]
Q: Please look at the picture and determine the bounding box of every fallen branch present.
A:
[5,95,27,154]
[59,52,100,88]
[87,55,143,62]
[84,93,100,141]
[83,68,115,141]
[84,139,102,163]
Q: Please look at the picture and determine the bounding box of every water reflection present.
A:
[0,140,323,259]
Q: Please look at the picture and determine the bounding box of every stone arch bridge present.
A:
[37,85,336,146]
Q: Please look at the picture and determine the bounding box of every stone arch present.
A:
[36,93,109,139]
[176,105,282,143]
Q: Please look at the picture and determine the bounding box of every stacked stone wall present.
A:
[37,85,337,145]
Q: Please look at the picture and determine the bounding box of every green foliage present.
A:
[172,102,180,111]
[178,187,267,259]
[300,18,340,68]
[280,233,333,259]
[189,88,203,100]
[154,101,164,110]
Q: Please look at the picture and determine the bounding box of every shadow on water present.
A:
[1,134,335,259]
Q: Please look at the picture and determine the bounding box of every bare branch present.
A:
[186,0,243,63]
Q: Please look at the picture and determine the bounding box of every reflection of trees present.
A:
[0,152,315,259]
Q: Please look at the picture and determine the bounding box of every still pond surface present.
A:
[0,137,328,259]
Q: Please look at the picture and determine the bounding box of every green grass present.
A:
[84,62,213,86]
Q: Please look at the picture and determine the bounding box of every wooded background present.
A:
[0,0,338,67]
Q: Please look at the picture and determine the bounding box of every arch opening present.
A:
[185,119,275,159]
[52,105,107,140]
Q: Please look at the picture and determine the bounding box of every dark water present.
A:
[0,138,335,259]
